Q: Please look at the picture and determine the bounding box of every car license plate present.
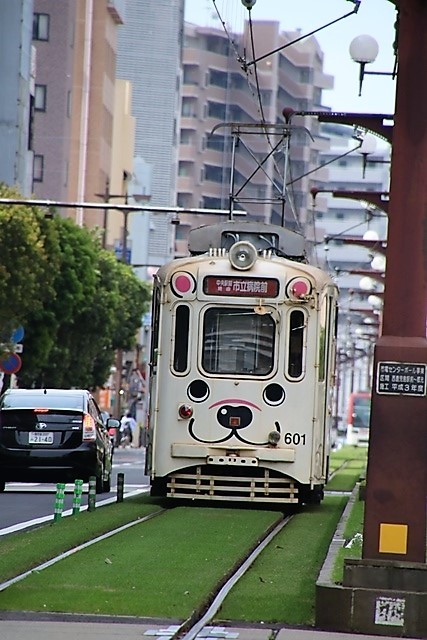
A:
[29,432,54,445]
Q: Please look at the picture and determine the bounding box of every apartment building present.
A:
[116,0,185,273]
[32,0,125,232]
[0,0,34,196]
[175,20,333,260]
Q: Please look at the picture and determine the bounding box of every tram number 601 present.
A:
[284,433,306,445]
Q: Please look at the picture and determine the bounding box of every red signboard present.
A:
[203,276,279,297]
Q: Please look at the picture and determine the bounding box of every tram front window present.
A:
[202,307,275,375]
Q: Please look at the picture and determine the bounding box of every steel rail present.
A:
[0,508,165,593]
[174,515,293,640]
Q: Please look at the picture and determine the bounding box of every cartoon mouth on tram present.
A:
[184,380,286,446]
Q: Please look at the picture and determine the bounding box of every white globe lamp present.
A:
[371,254,386,271]
[363,230,379,241]
[360,276,375,291]
[349,35,379,64]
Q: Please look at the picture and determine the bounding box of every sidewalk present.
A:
[0,617,419,640]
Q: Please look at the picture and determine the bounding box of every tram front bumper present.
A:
[171,442,295,463]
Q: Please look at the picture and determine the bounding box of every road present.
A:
[0,447,148,535]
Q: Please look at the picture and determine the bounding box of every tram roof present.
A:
[188,220,306,262]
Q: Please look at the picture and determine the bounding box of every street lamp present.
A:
[359,276,377,292]
[356,133,377,177]
[362,229,379,242]
[371,254,386,271]
[349,34,395,96]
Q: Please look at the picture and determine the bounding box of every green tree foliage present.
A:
[0,185,151,389]
[0,185,59,343]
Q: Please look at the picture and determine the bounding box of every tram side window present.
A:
[149,284,161,372]
[287,309,305,379]
[202,307,275,375]
[173,305,190,373]
[318,296,332,382]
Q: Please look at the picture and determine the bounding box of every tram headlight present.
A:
[268,430,281,447]
[229,241,258,270]
[178,403,193,420]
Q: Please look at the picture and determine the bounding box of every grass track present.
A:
[0,496,162,583]
[0,445,366,625]
[216,495,347,626]
[0,507,281,619]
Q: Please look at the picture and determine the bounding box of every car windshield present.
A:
[0,394,84,411]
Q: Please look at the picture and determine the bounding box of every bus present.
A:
[346,391,371,446]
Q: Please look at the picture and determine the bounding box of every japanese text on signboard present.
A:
[203,276,279,297]
[376,362,426,396]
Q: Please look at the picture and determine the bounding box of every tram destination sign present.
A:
[203,276,279,297]
[376,361,427,396]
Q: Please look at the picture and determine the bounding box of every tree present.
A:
[0,184,59,347]
[0,186,151,389]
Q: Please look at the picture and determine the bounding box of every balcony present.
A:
[107,0,125,24]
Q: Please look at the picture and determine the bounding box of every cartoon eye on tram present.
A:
[145,220,338,505]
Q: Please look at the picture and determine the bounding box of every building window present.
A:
[180,129,193,145]
[204,164,224,183]
[33,155,44,182]
[34,85,47,112]
[178,161,192,177]
[66,90,72,118]
[33,13,50,41]
[64,161,69,188]
[209,68,228,88]
[207,101,227,120]
[181,97,196,117]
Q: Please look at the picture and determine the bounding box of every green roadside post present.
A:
[117,472,124,502]
[53,482,65,522]
[72,479,84,515]
[88,476,96,512]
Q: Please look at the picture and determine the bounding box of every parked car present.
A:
[0,388,119,494]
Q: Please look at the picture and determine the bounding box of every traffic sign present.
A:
[0,353,22,374]
[10,326,24,343]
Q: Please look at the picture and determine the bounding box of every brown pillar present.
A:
[363,0,427,562]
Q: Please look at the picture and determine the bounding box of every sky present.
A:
[184,0,397,115]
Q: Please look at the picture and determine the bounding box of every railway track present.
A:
[0,508,167,593]
[172,514,293,640]
[0,493,350,628]
[0,504,294,626]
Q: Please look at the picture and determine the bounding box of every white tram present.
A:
[146,220,338,505]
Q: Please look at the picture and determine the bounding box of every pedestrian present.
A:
[120,410,137,447]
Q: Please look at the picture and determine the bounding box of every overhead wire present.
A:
[212,1,303,231]
[210,0,373,244]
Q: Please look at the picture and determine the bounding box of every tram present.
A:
[145,219,338,504]
[346,391,371,447]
